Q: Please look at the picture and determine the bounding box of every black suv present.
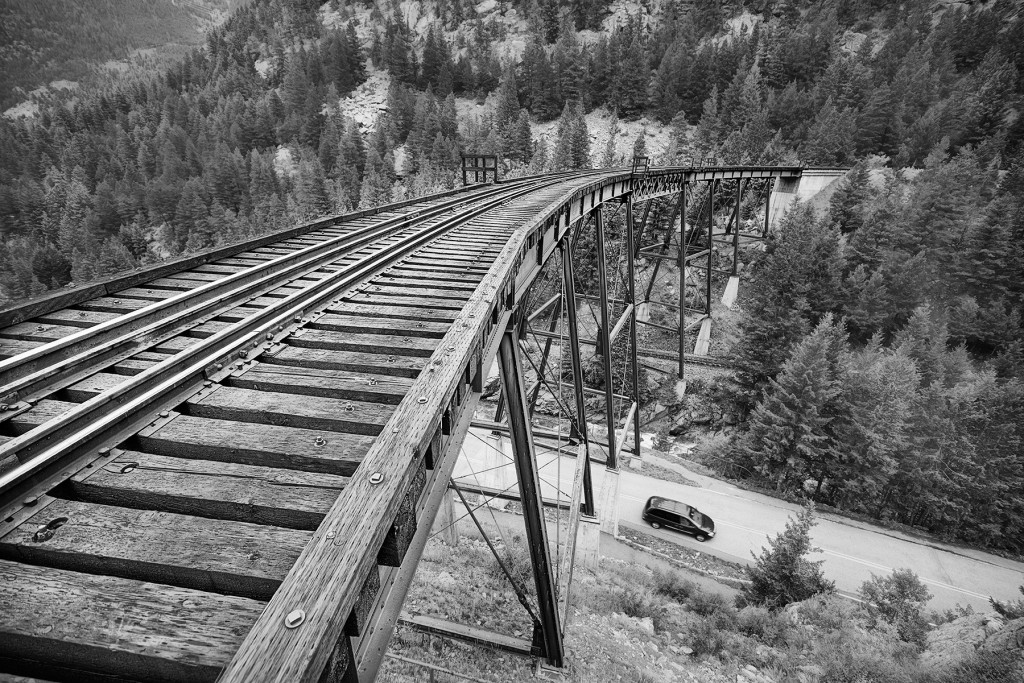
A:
[642,496,716,542]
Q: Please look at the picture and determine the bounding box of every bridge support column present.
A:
[594,208,617,470]
[560,238,595,516]
[497,325,564,668]
[678,184,687,379]
[625,197,642,470]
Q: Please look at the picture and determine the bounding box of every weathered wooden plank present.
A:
[228,365,412,404]
[34,309,117,327]
[59,372,125,401]
[0,338,44,359]
[184,386,395,435]
[134,415,370,475]
[287,329,437,357]
[0,559,264,682]
[0,499,310,600]
[69,451,346,530]
[187,320,232,338]
[115,287,179,300]
[311,314,449,338]
[5,399,79,434]
[384,267,485,283]
[107,357,159,376]
[400,258,489,273]
[267,347,424,378]
[341,293,466,311]
[375,277,477,292]
[0,323,82,342]
[327,302,458,323]
[76,296,150,313]
[366,286,469,302]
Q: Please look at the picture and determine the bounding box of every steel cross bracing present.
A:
[0,164,802,682]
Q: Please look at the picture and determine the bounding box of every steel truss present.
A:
[634,170,776,379]
[377,164,788,676]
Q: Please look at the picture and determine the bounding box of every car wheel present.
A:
[650,522,661,529]
[695,534,707,542]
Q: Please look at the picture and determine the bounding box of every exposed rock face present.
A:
[979,616,1024,659]
[919,612,1016,671]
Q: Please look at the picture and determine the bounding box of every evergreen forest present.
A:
[1,0,1023,551]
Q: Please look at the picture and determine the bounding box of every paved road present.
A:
[454,429,1024,611]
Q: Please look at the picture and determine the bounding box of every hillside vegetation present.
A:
[0,0,245,113]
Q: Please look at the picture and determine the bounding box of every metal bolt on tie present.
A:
[314,437,327,447]
[0,404,7,412]
[22,497,37,507]
[203,381,213,387]
[417,397,428,404]
[159,411,169,418]
[369,472,385,485]
[368,379,378,386]
[284,610,305,629]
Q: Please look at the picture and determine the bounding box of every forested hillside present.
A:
[0,0,245,113]
[0,0,1022,549]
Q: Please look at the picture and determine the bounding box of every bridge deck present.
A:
[0,166,802,682]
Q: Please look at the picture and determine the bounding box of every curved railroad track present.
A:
[0,170,604,682]
[0,164,802,682]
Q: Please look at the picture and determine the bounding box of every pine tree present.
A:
[358,146,396,210]
[736,314,850,497]
[569,101,591,169]
[632,126,648,159]
[801,98,856,166]
[494,69,521,133]
[732,205,845,411]
[827,163,871,233]
[740,505,835,609]
[602,110,619,167]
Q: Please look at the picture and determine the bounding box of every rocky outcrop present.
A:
[920,612,1021,672]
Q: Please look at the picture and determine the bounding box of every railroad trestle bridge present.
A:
[0,163,828,682]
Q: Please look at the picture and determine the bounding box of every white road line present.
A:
[821,548,990,599]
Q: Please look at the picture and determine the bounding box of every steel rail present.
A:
[0,175,578,515]
[0,176,568,405]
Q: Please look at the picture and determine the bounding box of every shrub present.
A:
[651,568,698,602]
[616,587,668,632]
[740,504,836,608]
[688,616,727,657]
[487,535,533,595]
[815,628,918,683]
[687,590,734,618]
[859,568,933,648]
[736,606,789,645]
[796,594,859,632]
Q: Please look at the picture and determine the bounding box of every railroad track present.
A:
[0,171,604,682]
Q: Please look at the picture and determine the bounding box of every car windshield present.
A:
[687,508,709,528]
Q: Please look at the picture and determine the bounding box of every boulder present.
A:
[921,612,1005,671]
[979,616,1024,660]
[669,410,689,436]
